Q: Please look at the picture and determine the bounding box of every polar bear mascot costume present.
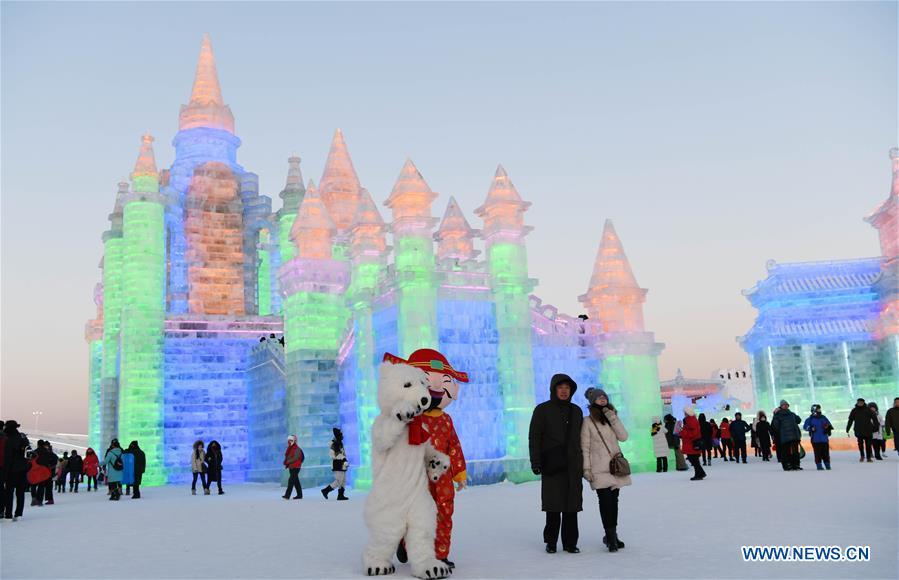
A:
[363,358,452,579]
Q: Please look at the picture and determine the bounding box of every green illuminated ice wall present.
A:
[394,235,438,354]
[100,234,123,448]
[88,340,103,451]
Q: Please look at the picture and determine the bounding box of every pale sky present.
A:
[2,1,896,433]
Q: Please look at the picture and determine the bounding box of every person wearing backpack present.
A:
[124,441,146,499]
[282,435,304,500]
[104,439,124,500]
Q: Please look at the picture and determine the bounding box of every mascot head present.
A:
[378,359,432,414]
[384,349,468,410]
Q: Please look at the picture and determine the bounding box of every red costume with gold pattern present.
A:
[422,409,466,559]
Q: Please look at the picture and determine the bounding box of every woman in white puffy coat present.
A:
[651,417,669,472]
[581,387,631,553]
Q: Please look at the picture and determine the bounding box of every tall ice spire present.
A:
[475,165,532,241]
[436,196,478,262]
[319,129,362,231]
[290,180,336,260]
[579,219,647,333]
[178,34,235,133]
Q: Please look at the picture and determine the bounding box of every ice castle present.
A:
[84,35,665,487]
[740,149,899,428]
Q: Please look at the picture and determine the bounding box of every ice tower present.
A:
[579,220,663,471]
[741,148,899,429]
[87,35,670,487]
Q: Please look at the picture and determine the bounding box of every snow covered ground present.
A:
[2,451,896,579]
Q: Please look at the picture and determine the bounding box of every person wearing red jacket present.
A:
[680,408,706,481]
[385,349,468,570]
[719,418,734,461]
[82,448,100,491]
[282,435,304,500]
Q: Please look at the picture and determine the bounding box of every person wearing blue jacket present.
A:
[103,439,124,501]
[803,405,833,470]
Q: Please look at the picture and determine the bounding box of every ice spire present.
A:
[290,180,336,259]
[384,158,438,223]
[130,133,159,193]
[579,219,647,333]
[475,165,532,241]
[279,155,306,215]
[436,196,479,262]
[350,188,388,257]
[178,34,235,133]
[319,129,362,231]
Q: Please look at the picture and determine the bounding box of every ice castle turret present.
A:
[118,134,167,484]
[86,36,670,486]
[579,220,663,472]
[476,166,537,482]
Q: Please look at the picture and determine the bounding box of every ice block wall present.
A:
[247,337,287,482]
[100,187,125,449]
[257,228,272,316]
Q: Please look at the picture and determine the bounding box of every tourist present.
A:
[720,417,734,461]
[884,397,899,458]
[803,404,833,470]
[582,388,630,553]
[82,448,99,491]
[191,440,209,495]
[730,412,751,464]
[35,441,58,505]
[709,419,722,459]
[55,451,69,494]
[750,415,760,457]
[679,407,705,481]
[322,428,349,500]
[846,398,876,462]
[0,422,6,506]
[104,440,124,500]
[698,413,712,466]
[650,417,668,473]
[869,402,885,461]
[205,440,224,495]
[528,374,583,554]
[124,441,146,498]
[755,412,772,462]
[771,400,802,471]
[283,435,304,500]
[2,420,29,521]
[67,450,83,492]
[663,414,687,471]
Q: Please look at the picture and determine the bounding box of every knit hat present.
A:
[779,399,789,407]
[585,387,609,405]
[287,435,296,442]
[684,407,695,417]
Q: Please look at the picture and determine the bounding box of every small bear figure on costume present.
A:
[321,427,349,500]
[362,357,452,579]
[386,349,468,571]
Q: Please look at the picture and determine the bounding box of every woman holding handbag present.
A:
[581,387,631,553]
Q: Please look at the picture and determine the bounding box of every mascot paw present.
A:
[364,559,396,576]
[413,559,452,579]
[426,451,450,482]
[392,400,423,423]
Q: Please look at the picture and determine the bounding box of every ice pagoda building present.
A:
[85,36,665,488]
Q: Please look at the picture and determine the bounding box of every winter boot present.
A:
[603,534,626,549]
[825,462,831,470]
[192,488,197,495]
[545,544,557,554]
[45,499,54,505]
[321,485,333,499]
[204,488,211,495]
[816,462,824,470]
[397,541,409,563]
[132,492,141,499]
[337,487,348,501]
[606,528,619,553]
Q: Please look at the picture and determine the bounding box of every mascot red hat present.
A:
[383,349,469,383]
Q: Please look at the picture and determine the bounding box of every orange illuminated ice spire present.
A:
[864,147,899,337]
[436,196,479,262]
[319,129,362,231]
[384,158,438,223]
[179,34,235,133]
[578,220,647,333]
[475,165,531,240]
[290,180,336,259]
[350,188,388,257]
[130,133,159,192]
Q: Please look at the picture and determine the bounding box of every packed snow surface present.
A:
[2,451,896,579]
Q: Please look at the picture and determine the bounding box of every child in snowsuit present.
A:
[321,428,349,500]
[651,418,668,472]
[803,404,833,470]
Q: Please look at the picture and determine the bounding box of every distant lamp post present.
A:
[32,410,43,432]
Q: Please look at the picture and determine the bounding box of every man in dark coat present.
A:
[2,421,30,520]
[67,450,84,492]
[884,397,899,458]
[770,400,801,471]
[528,374,584,554]
[124,441,146,498]
[846,398,876,462]
[730,413,751,464]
